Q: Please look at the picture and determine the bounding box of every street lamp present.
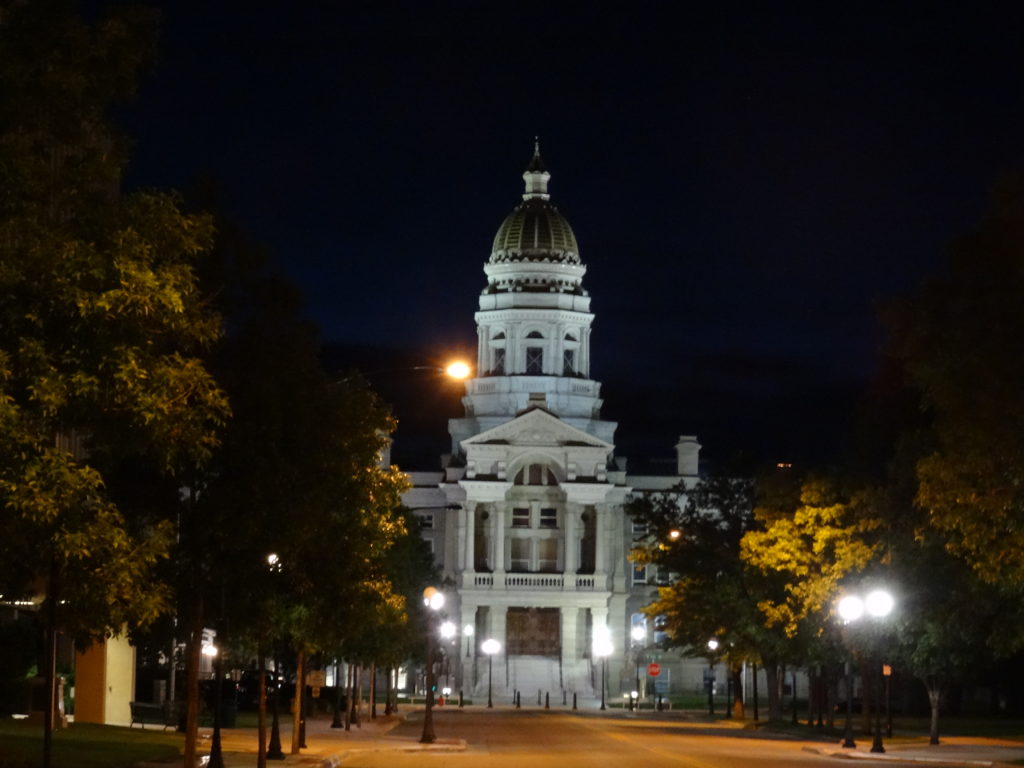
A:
[420,587,445,744]
[463,624,474,657]
[837,589,894,753]
[482,638,500,708]
[592,626,613,711]
[706,639,719,717]
[630,624,646,710]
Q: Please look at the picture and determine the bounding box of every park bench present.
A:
[129,701,176,730]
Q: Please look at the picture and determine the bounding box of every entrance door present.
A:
[506,607,561,656]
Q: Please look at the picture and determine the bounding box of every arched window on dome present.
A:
[524,331,545,374]
[562,331,580,376]
[490,331,506,375]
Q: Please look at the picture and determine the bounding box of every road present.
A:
[338,709,927,768]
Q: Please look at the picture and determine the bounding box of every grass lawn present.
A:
[746,714,1024,743]
[0,719,182,768]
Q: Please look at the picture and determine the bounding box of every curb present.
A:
[801,744,1017,767]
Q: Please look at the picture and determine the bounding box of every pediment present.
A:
[461,407,613,451]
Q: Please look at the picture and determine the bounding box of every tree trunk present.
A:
[764,661,783,721]
[257,650,267,768]
[370,662,377,718]
[730,664,744,719]
[42,554,59,768]
[826,665,836,729]
[926,677,943,745]
[344,662,352,731]
[384,665,393,715]
[291,650,304,754]
[183,593,204,768]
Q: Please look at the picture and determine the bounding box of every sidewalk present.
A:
[802,736,1024,767]
[197,708,466,768]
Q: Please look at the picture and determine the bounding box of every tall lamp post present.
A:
[420,587,445,744]
[837,589,895,753]
[630,624,646,710]
[482,638,500,708]
[706,639,719,718]
[593,625,613,711]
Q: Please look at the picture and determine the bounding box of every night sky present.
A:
[119,2,1024,467]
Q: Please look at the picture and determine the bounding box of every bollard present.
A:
[537,689,541,706]
[515,691,521,709]
[459,690,464,708]
[572,692,577,711]
[562,690,567,705]
[545,692,549,709]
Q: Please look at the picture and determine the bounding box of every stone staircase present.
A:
[477,656,596,704]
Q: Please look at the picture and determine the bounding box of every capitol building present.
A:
[403,143,709,703]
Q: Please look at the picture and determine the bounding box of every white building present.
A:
[404,144,707,703]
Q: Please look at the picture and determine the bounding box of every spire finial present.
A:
[523,138,550,199]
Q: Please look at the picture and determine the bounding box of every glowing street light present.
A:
[445,361,471,380]
[420,587,445,744]
[463,624,474,658]
[706,639,720,717]
[836,588,895,752]
[482,638,500,708]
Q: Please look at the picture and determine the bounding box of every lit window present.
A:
[512,508,530,528]
[632,565,648,585]
[539,508,557,529]
[526,347,543,374]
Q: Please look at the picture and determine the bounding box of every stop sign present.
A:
[647,662,661,677]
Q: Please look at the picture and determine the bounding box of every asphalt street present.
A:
[338,709,932,768]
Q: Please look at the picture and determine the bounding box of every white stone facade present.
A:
[403,145,708,703]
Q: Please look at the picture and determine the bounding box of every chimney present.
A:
[675,435,701,477]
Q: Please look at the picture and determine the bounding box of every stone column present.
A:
[464,502,476,576]
[493,503,506,587]
[594,503,608,587]
[563,502,578,578]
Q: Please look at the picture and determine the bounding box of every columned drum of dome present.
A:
[451,142,611,448]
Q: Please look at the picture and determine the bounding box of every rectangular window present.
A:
[562,349,575,375]
[493,347,505,375]
[538,539,558,572]
[539,508,558,529]
[656,567,671,586]
[526,346,543,374]
[631,519,648,535]
[632,564,648,585]
[512,508,530,528]
[419,513,434,530]
[510,538,530,571]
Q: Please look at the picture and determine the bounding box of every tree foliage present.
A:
[0,0,228,642]
[885,179,1024,592]
[741,475,880,639]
